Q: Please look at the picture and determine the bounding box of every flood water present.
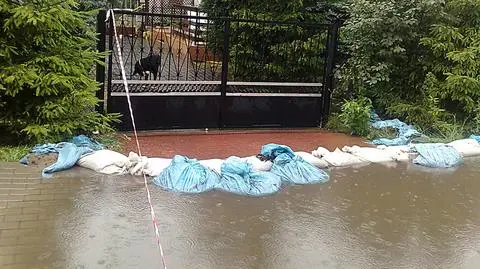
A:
[2,157,480,269]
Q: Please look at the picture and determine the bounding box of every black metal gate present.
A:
[96,7,340,131]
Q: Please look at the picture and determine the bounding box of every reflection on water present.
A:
[9,158,480,269]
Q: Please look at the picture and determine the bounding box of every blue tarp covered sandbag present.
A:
[153,155,220,194]
[270,153,329,184]
[42,143,94,178]
[412,143,463,168]
[216,157,282,196]
[260,144,295,160]
[370,118,421,146]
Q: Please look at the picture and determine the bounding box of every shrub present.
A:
[419,0,480,132]
[338,96,373,136]
[0,0,119,144]
[340,0,441,109]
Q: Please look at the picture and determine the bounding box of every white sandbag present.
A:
[447,139,480,157]
[99,165,126,175]
[128,152,149,176]
[199,159,224,175]
[295,151,329,168]
[342,145,396,163]
[128,152,171,177]
[377,145,413,162]
[242,156,273,172]
[322,148,369,167]
[312,146,330,158]
[77,149,129,174]
[144,158,172,176]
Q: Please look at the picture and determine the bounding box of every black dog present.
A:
[133,54,161,80]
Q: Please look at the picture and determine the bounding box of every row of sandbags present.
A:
[73,143,330,196]
[25,135,480,187]
[152,144,329,195]
[73,138,480,178]
[312,138,480,168]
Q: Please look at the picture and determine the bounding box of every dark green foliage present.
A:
[338,96,372,136]
[201,0,343,82]
[339,0,480,136]
[0,0,119,143]
[325,96,374,137]
[340,0,441,109]
[419,0,480,133]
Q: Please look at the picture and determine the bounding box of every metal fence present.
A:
[143,0,195,14]
[96,7,340,128]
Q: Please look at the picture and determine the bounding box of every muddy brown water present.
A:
[1,158,480,269]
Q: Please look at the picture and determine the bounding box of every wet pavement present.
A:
[122,129,371,158]
[1,157,480,269]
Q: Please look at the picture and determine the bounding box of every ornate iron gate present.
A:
[96,7,340,131]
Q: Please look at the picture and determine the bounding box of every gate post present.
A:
[95,10,107,114]
[106,12,115,113]
[321,19,340,127]
[219,18,231,128]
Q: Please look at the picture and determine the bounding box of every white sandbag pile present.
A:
[295,151,329,168]
[342,145,396,163]
[318,148,369,167]
[447,139,480,157]
[77,150,173,177]
[312,146,331,159]
[241,156,273,172]
[77,149,129,174]
[128,152,171,177]
[310,145,413,168]
[74,138,480,177]
[376,145,414,162]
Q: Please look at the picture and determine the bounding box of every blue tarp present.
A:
[470,135,480,143]
[153,155,220,194]
[42,143,94,178]
[369,113,422,146]
[412,143,463,168]
[216,157,282,196]
[19,135,104,177]
[70,135,104,150]
[260,144,296,160]
[270,153,330,184]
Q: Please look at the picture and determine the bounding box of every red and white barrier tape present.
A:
[106,10,167,269]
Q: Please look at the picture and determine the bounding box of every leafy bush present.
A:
[419,0,480,133]
[340,0,441,108]
[338,0,480,136]
[0,0,119,144]
[338,96,373,136]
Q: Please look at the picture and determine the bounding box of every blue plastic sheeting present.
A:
[31,143,59,155]
[42,143,94,178]
[270,153,330,185]
[470,135,480,143]
[260,144,295,160]
[20,135,104,166]
[153,155,220,194]
[216,157,282,196]
[370,114,422,146]
[70,135,104,150]
[412,143,463,168]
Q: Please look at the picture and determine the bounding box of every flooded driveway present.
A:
[1,157,480,269]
